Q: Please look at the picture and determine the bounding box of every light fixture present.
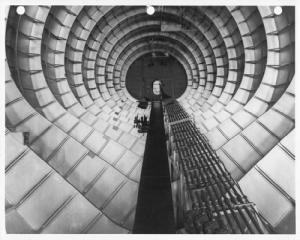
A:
[16,6,25,15]
[274,6,282,15]
[146,5,155,15]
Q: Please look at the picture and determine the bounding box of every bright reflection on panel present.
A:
[146,5,155,15]
[274,6,282,15]
[16,6,25,15]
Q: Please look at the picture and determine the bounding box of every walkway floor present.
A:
[133,101,175,234]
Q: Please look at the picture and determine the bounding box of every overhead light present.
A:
[146,5,155,15]
[274,6,282,15]
[16,6,25,15]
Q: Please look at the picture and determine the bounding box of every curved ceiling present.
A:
[5,5,295,234]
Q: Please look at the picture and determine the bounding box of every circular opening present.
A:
[16,6,25,15]
[125,52,188,101]
[146,5,155,15]
[274,6,282,15]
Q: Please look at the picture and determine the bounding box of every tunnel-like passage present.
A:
[4,5,295,235]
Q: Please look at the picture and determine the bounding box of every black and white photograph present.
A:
[1,1,297,238]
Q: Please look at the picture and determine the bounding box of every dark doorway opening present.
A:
[125,52,187,101]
